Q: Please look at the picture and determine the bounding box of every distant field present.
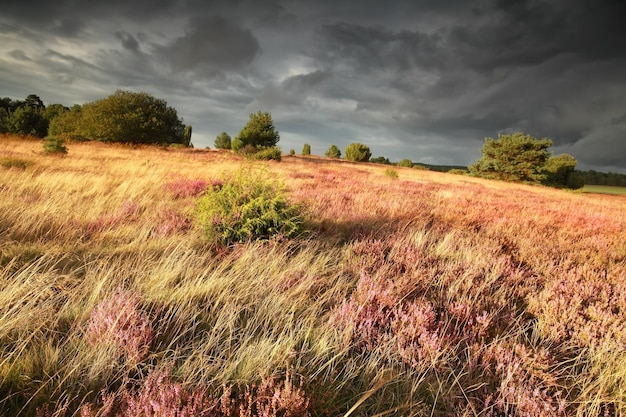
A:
[583,184,626,195]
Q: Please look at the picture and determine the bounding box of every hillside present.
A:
[1,136,625,416]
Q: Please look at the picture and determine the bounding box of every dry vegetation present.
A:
[1,136,625,416]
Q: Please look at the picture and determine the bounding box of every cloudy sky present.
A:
[1,0,625,172]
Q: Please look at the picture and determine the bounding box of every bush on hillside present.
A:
[398,159,413,168]
[195,169,302,245]
[247,146,282,161]
[469,132,552,183]
[42,137,67,154]
[385,168,399,178]
[325,144,341,159]
[543,153,580,188]
[344,143,371,162]
[0,156,33,170]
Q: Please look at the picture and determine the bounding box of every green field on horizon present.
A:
[583,184,626,195]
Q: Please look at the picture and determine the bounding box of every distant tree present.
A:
[325,144,341,158]
[232,137,244,152]
[42,104,68,123]
[183,125,193,147]
[214,132,232,149]
[0,94,48,137]
[0,108,8,133]
[302,143,311,156]
[0,97,18,113]
[370,156,390,165]
[6,106,48,137]
[398,159,413,167]
[24,94,45,112]
[48,105,87,141]
[75,90,186,144]
[345,143,372,162]
[289,149,295,155]
[469,132,552,183]
[543,154,578,188]
[236,111,279,149]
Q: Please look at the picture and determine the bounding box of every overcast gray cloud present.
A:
[1,0,625,172]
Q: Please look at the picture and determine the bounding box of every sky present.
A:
[1,0,625,173]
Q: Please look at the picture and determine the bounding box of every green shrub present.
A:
[0,156,33,170]
[195,169,302,245]
[289,149,295,156]
[42,137,67,154]
[397,159,413,168]
[302,143,311,156]
[448,169,468,175]
[385,168,399,179]
[325,145,341,159]
[245,146,282,161]
[345,143,371,162]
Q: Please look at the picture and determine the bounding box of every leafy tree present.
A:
[302,143,311,156]
[75,90,185,144]
[0,97,19,113]
[232,137,244,151]
[543,154,578,188]
[236,111,279,149]
[0,94,48,137]
[42,104,68,123]
[6,106,48,137]
[0,108,8,133]
[345,143,371,162]
[398,158,413,168]
[183,125,193,147]
[325,144,341,158]
[48,105,87,141]
[469,132,552,183]
[214,132,232,149]
[24,94,45,112]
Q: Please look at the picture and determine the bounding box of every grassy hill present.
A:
[1,136,625,416]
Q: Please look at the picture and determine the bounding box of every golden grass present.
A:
[1,136,625,416]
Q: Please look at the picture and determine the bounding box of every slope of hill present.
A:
[1,136,625,416]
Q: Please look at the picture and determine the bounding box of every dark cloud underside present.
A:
[0,0,624,172]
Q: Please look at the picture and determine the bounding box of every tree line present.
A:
[1,91,192,146]
[2,91,622,187]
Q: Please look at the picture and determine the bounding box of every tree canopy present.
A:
[345,143,371,162]
[325,144,341,159]
[469,132,552,183]
[236,111,279,149]
[543,153,579,188]
[0,94,50,137]
[49,90,187,145]
[214,132,232,149]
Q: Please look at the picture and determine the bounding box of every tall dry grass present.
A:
[1,136,625,416]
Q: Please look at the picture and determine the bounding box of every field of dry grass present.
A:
[1,136,625,416]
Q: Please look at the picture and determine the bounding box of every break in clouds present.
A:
[0,0,625,172]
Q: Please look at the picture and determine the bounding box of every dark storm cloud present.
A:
[115,31,140,53]
[0,0,624,172]
[157,16,260,76]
